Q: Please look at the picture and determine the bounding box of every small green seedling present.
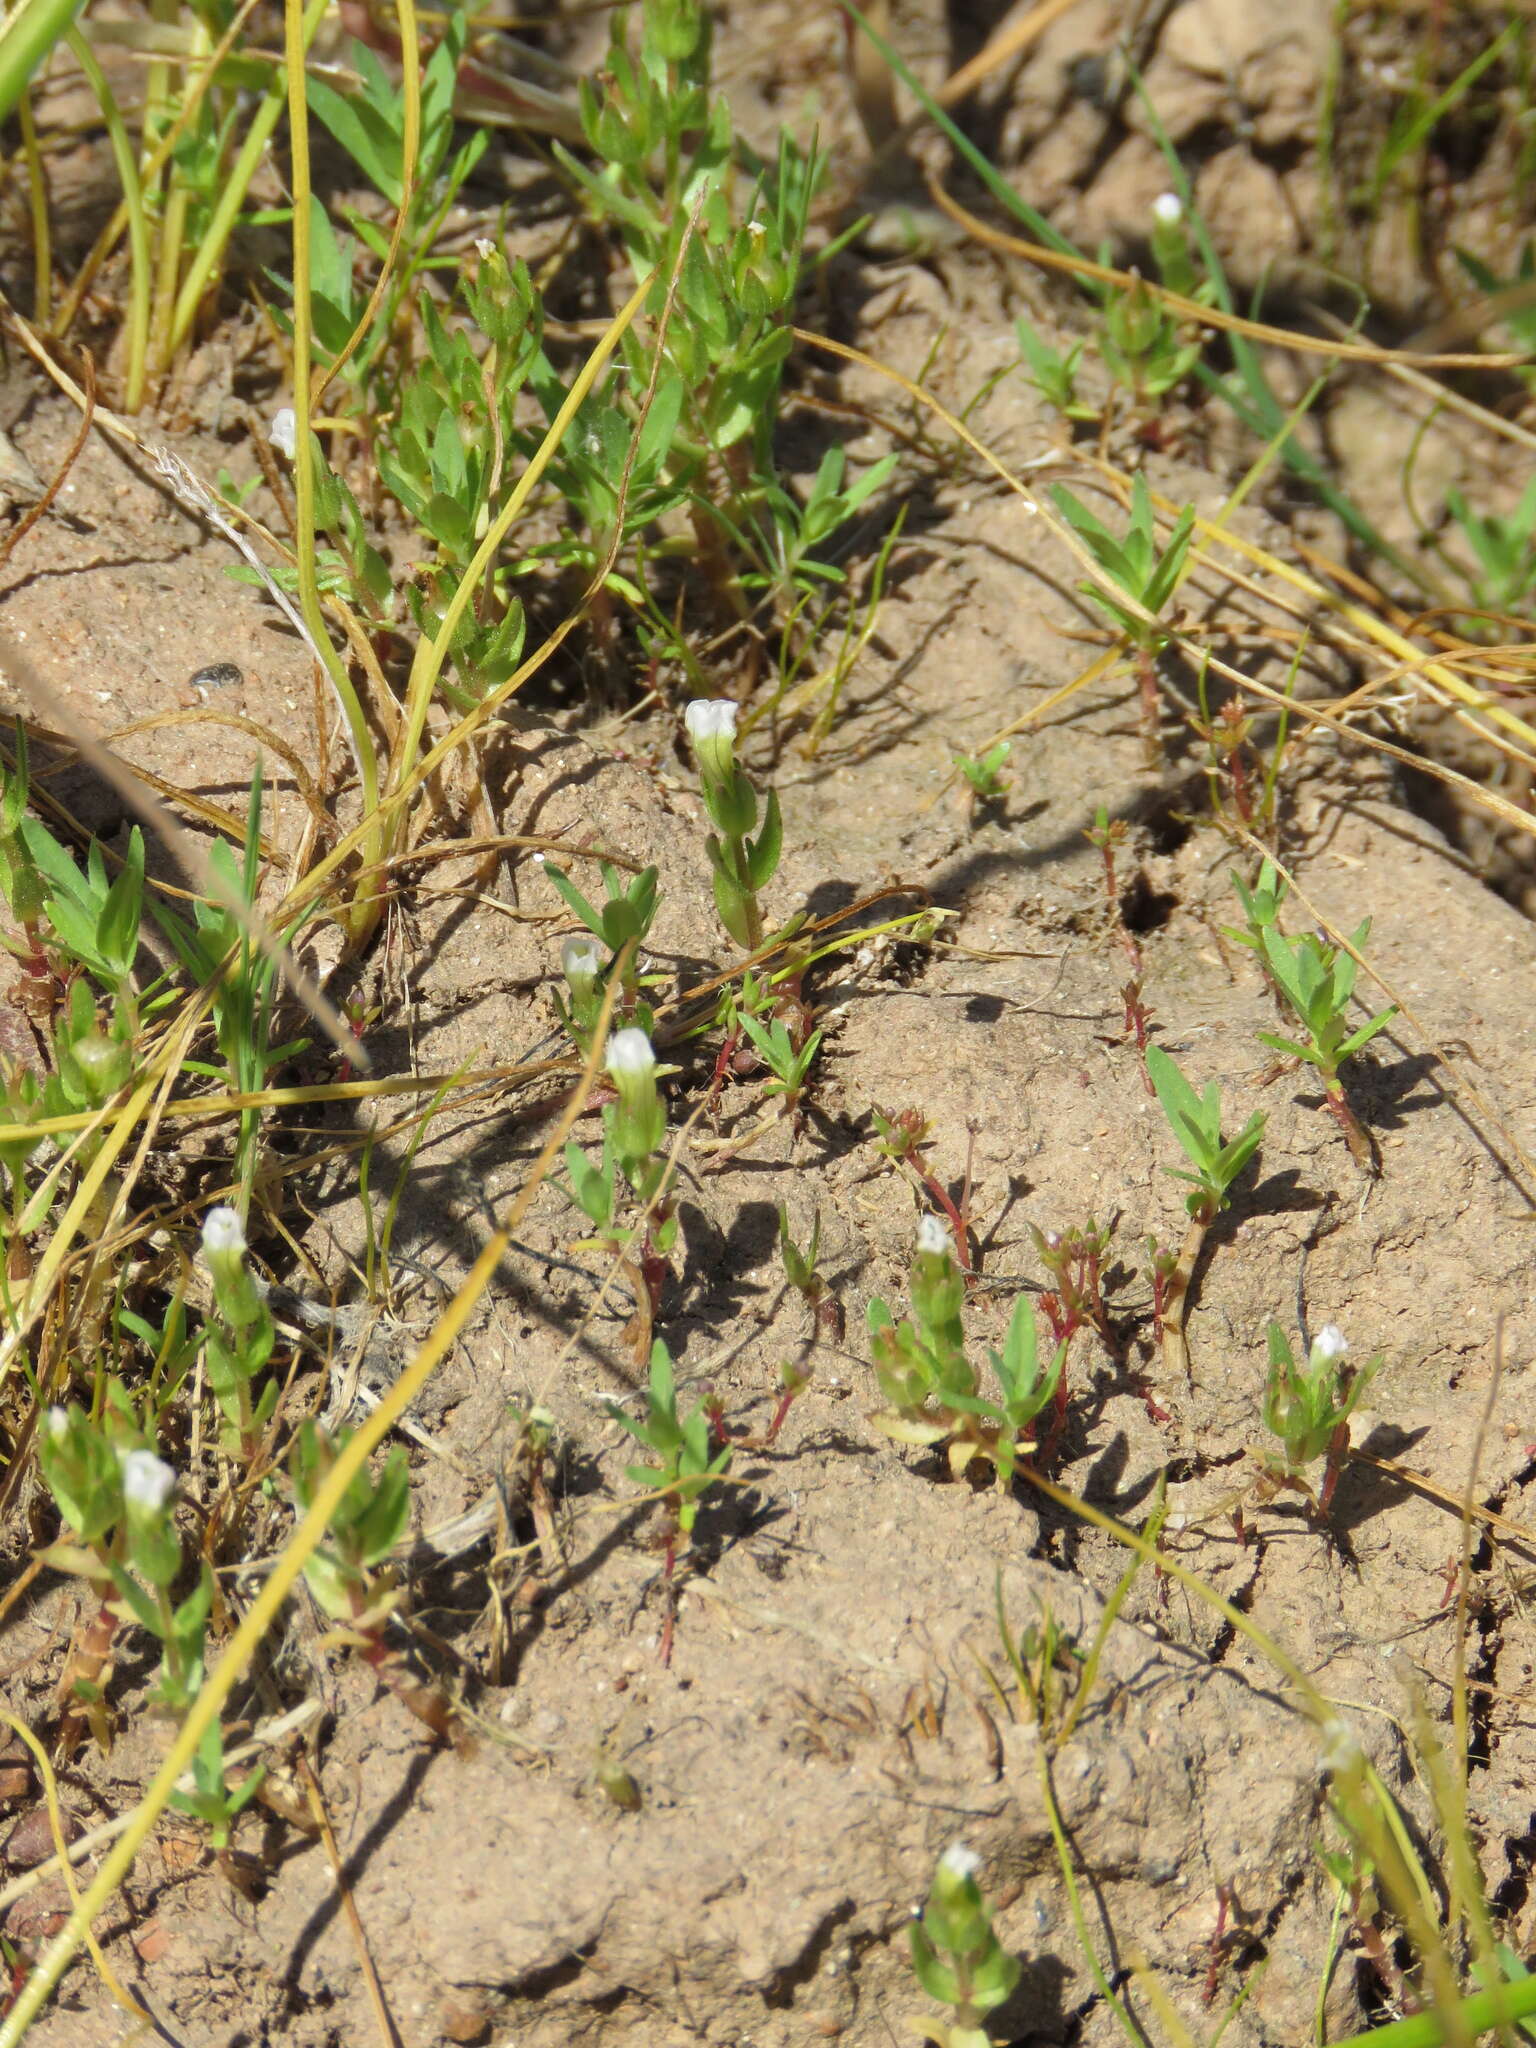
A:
[1262,1321,1379,1513]
[289,1418,459,1743]
[1146,1046,1265,1226]
[686,699,782,951]
[869,1220,1064,1483]
[1051,472,1196,754]
[737,1008,822,1115]
[607,1339,732,1546]
[1053,471,1196,654]
[949,1293,1067,1485]
[778,1203,823,1306]
[1257,918,1396,1171]
[1014,315,1094,424]
[608,1339,733,1659]
[1441,480,1536,621]
[774,1202,840,1373]
[909,1844,1022,2048]
[1094,194,1212,408]
[543,859,660,1014]
[1223,858,1289,962]
[150,769,314,1207]
[952,740,1012,803]
[994,1581,1084,1738]
[1145,1045,1264,1383]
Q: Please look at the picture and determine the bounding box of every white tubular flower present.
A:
[45,1407,68,1442]
[474,237,498,261]
[1311,1325,1349,1365]
[1151,192,1183,227]
[685,698,738,743]
[939,1843,983,1882]
[201,1206,246,1263]
[916,1214,951,1259]
[120,1448,176,1514]
[685,698,739,786]
[605,1027,656,1081]
[562,935,603,990]
[269,407,297,460]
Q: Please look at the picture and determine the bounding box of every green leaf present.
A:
[908,1925,961,2008]
[1336,1007,1398,1061]
[747,786,782,890]
[543,864,608,942]
[1144,1045,1216,1171]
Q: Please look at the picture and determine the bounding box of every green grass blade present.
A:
[0,0,84,127]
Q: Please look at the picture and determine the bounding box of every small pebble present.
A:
[189,661,243,691]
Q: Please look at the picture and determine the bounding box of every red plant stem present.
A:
[918,1170,973,1277]
[1203,1885,1233,2006]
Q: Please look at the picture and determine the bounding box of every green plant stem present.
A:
[283,0,383,943]
[64,28,150,412]
[16,86,50,324]
[1038,1742,1151,2048]
[0,0,87,129]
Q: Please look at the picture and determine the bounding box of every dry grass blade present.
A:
[925,176,1533,371]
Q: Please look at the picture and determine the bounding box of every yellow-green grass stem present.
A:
[62,28,150,414]
[282,0,381,938]
[0,976,615,2044]
[1329,1974,1536,2048]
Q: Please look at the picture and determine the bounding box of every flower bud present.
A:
[1151,192,1183,227]
[562,935,604,995]
[120,1447,176,1515]
[1311,1325,1349,1366]
[916,1214,951,1259]
[269,408,297,461]
[604,1028,666,1164]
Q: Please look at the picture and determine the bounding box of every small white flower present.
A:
[1312,1325,1349,1364]
[685,698,738,744]
[269,407,297,460]
[605,1027,656,1080]
[201,1206,246,1262]
[45,1406,68,1442]
[474,237,497,261]
[939,1842,984,1882]
[1151,192,1183,227]
[120,1448,176,1514]
[562,936,603,986]
[1318,1716,1362,1776]
[916,1215,951,1258]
